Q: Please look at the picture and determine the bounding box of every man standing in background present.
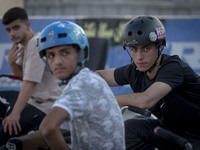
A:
[0,7,63,146]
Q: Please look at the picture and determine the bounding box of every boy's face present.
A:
[4,19,29,45]
[46,45,79,80]
[129,44,158,72]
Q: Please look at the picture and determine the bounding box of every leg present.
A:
[125,117,158,150]
[125,117,183,150]
[0,91,19,121]
[17,130,47,149]
[184,132,200,150]
[0,129,69,150]
[0,131,47,150]
[0,104,45,146]
[0,91,19,108]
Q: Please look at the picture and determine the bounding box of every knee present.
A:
[39,123,55,138]
[0,139,23,150]
[125,118,146,137]
[125,118,142,130]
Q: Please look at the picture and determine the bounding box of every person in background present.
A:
[0,7,63,146]
[96,15,200,150]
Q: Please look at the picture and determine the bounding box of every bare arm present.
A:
[2,80,37,135]
[11,129,67,149]
[96,69,171,110]
[7,44,23,77]
[39,107,71,150]
[96,68,119,86]
[116,82,171,109]
[13,130,47,148]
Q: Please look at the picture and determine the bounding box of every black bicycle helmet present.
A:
[122,15,166,48]
[122,16,166,72]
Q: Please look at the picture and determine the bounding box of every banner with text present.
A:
[0,17,200,94]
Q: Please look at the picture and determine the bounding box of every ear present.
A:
[26,21,31,29]
[82,50,86,60]
[159,45,164,51]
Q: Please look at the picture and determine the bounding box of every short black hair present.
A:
[72,44,81,53]
[2,7,28,25]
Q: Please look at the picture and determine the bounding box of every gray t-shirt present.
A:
[53,68,125,150]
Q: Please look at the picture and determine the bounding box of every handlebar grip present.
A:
[0,74,22,81]
[8,75,23,81]
[154,126,193,150]
[128,106,151,117]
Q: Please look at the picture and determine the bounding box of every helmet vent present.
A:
[137,30,142,35]
[129,21,134,24]
[58,33,67,38]
[128,31,132,36]
[148,17,154,20]
[41,37,46,43]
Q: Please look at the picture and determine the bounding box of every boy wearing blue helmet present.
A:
[38,21,125,150]
[1,21,125,150]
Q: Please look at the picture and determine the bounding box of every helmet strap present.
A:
[42,58,53,74]
[123,46,133,63]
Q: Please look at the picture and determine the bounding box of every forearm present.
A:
[11,80,37,115]
[115,92,157,109]
[96,68,118,86]
[39,108,70,150]
[12,130,68,149]
[116,82,172,109]
[43,128,70,150]
[9,63,23,77]
[14,131,48,149]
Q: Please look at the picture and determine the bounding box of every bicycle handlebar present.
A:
[0,74,22,81]
[154,126,193,150]
[122,106,193,150]
[128,105,151,117]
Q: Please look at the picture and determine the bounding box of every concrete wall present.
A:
[1,0,199,18]
[0,0,24,17]
[24,0,200,17]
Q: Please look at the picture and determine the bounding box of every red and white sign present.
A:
[156,26,166,40]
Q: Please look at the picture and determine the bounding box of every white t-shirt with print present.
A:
[53,68,125,150]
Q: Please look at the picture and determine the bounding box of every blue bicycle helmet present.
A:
[38,21,89,85]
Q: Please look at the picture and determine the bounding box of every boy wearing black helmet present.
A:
[97,16,200,150]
